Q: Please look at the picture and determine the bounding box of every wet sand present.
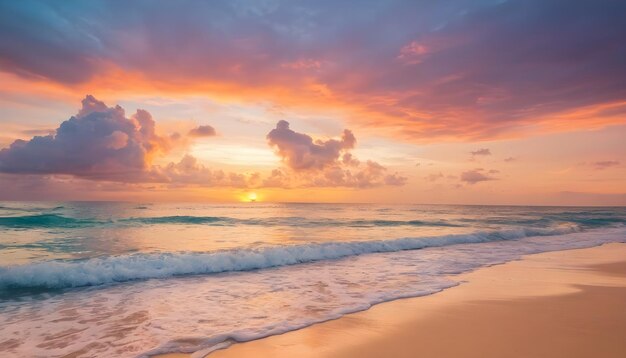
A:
[159,243,626,358]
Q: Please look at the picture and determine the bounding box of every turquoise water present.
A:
[1,202,623,266]
[0,202,625,356]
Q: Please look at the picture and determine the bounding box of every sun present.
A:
[247,192,258,202]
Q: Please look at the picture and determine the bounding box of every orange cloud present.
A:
[2,0,625,145]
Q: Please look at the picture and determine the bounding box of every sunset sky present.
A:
[0,0,624,205]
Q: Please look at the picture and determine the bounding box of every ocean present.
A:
[0,202,625,357]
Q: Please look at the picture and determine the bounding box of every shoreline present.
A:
[157,243,626,357]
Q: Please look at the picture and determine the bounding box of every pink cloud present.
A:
[460,169,496,184]
[267,120,356,171]
[188,125,217,137]
[266,121,406,188]
[153,155,258,188]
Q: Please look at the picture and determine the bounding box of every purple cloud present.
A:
[267,120,356,170]
[0,97,406,189]
[266,121,406,188]
[0,95,173,179]
[0,96,261,187]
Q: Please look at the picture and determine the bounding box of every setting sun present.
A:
[247,192,258,202]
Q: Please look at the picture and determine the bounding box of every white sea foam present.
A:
[0,225,581,290]
[0,227,624,358]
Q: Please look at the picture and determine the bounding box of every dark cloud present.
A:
[188,125,216,137]
[470,148,491,156]
[460,169,495,184]
[0,1,103,83]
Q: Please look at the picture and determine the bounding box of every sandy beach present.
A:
[158,243,626,358]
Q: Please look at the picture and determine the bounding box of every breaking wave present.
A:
[0,225,582,291]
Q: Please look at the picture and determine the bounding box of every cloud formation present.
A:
[460,169,496,184]
[0,97,405,189]
[1,0,624,141]
[266,121,406,188]
[0,96,259,187]
[0,95,173,180]
[267,120,356,170]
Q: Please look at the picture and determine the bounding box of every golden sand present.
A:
[156,243,626,358]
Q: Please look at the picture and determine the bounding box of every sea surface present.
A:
[0,202,625,357]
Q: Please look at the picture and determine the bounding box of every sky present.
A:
[0,0,624,205]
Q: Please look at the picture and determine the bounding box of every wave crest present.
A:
[0,225,581,291]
